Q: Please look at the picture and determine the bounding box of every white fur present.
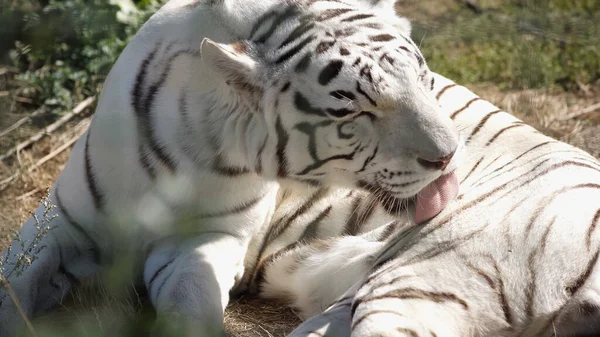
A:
[0,0,458,336]
[283,74,600,337]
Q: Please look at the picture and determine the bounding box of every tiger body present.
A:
[281,76,600,337]
[2,0,600,336]
[0,0,460,335]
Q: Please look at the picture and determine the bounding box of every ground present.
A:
[0,0,599,336]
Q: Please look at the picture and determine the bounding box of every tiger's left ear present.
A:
[366,0,412,36]
[201,38,261,91]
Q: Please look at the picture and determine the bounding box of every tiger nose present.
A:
[417,151,455,171]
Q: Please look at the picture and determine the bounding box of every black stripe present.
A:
[58,264,79,286]
[344,197,363,235]
[255,137,268,173]
[485,122,525,146]
[294,91,326,117]
[84,131,103,210]
[426,161,600,240]
[318,60,344,85]
[141,50,195,172]
[351,310,404,331]
[370,34,394,42]
[250,188,331,289]
[249,10,279,39]
[316,40,336,54]
[460,157,482,184]
[55,188,101,264]
[356,82,377,106]
[330,90,356,101]
[198,193,265,218]
[298,206,332,241]
[212,155,250,176]
[341,13,374,22]
[359,65,373,84]
[566,250,600,296]
[356,144,378,173]
[148,257,175,288]
[279,22,315,49]
[254,6,302,44]
[377,221,398,241]
[467,109,502,142]
[450,97,481,119]
[414,52,424,67]
[326,108,354,118]
[317,8,353,21]
[275,117,289,177]
[295,53,312,72]
[276,35,316,64]
[487,141,554,177]
[138,144,157,179]
[435,83,457,100]
[586,209,600,250]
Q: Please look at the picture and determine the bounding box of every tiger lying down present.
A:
[1,0,600,336]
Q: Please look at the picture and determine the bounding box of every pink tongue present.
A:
[414,171,459,224]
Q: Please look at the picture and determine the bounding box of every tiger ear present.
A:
[200,38,261,91]
[354,1,412,36]
[391,16,412,36]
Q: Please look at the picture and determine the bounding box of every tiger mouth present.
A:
[358,170,459,223]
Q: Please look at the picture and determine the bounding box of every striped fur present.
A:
[0,0,460,335]
[280,75,600,337]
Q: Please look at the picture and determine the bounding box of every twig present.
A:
[0,274,38,337]
[553,102,600,122]
[0,67,19,77]
[0,119,89,193]
[14,97,34,104]
[0,97,95,163]
[0,91,9,97]
[15,188,41,201]
[0,107,46,139]
[0,172,19,192]
[28,121,89,172]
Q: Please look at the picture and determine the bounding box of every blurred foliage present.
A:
[0,0,164,113]
[412,0,600,90]
[1,0,599,114]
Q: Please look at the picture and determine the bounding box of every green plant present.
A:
[5,0,165,114]
[412,0,600,90]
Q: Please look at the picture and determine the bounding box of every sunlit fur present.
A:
[0,0,461,335]
[281,74,600,337]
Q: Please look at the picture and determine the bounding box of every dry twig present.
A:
[553,102,600,122]
[15,188,41,201]
[0,274,38,337]
[0,108,46,139]
[0,118,90,192]
[0,97,95,163]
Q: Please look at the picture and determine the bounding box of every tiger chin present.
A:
[0,0,461,336]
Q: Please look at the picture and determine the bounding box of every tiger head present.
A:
[201,0,461,203]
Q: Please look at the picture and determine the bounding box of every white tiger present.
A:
[275,72,600,336]
[0,0,462,336]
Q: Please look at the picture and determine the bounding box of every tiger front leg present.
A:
[144,233,245,337]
